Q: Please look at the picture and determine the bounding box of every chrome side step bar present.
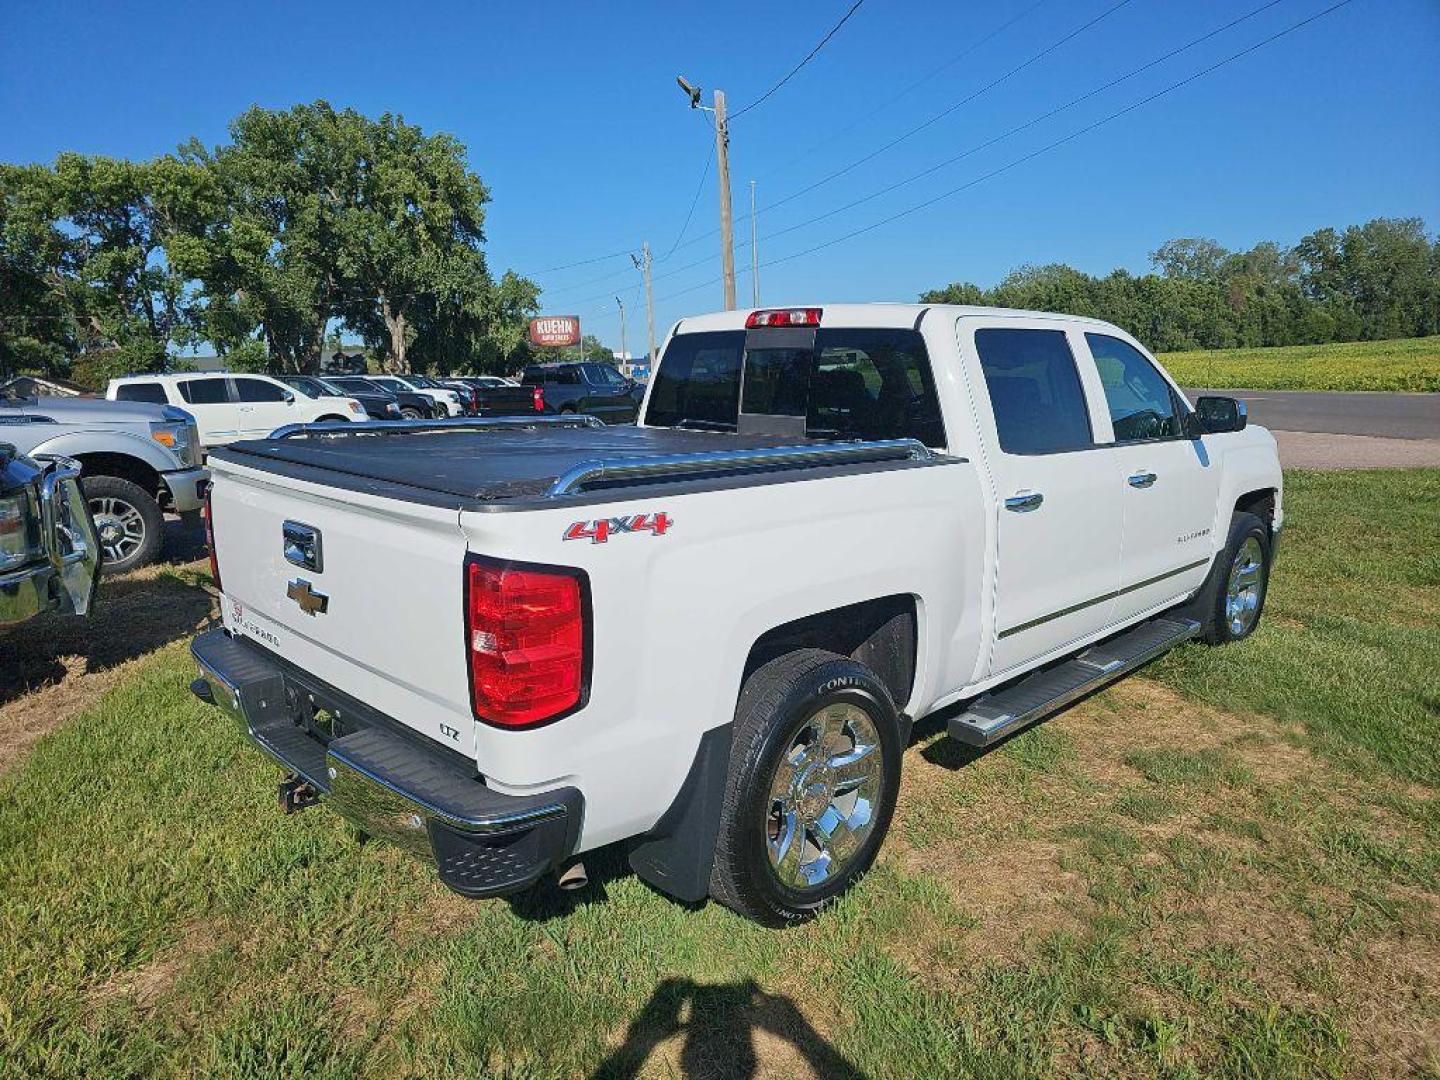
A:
[947,616,1201,748]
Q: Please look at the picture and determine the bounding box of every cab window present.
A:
[177,377,229,405]
[115,382,168,405]
[974,328,1092,455]
[1085,334,1183,442]
[644,327,946,447]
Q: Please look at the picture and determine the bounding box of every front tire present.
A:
[709,649,902,926]
[1196,511,1272,644]
[82,474,163,574]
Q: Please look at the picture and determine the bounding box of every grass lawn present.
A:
[1160,335,1440,392]
[1,471,1436,1078]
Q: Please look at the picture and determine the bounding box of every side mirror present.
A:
[1194,395,1246,434]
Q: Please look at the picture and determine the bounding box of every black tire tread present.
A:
[81,473,164,574]
[709,648,896,925]
[1195,510,1270,644]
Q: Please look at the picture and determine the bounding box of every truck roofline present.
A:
[671,303,1123,335]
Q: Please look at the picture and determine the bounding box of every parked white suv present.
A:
[107,373,366,448]
[192,304,1282,925]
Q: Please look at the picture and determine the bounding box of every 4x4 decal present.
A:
[564,512,673,544]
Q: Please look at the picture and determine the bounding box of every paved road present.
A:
[1184,388,1439,440]
[1182,388,1440,468]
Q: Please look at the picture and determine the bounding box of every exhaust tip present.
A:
[557,860,589,891]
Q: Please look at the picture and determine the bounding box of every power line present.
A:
[745,0,1293,253]
[530,0,1119,289]
[658,123,716,261]
[728,0,867,122]
[605,0,1140,272]
[577,0,1356,325]
[756,0,1050,181]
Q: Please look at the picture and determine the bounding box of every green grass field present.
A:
[1,471,1436,1078]
[1160,335,1440,392]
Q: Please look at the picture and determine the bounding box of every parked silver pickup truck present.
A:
[1,443,101,627]
[0,395,207,571]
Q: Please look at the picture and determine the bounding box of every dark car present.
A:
[281,376,403,422]
[324,376,436,420]
[520,362,642,425]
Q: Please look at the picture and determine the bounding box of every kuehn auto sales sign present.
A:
[528,316,581,348]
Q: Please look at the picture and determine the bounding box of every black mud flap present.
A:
[627,724,732,903]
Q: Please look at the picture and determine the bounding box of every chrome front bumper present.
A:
[161,466,211,513]
[190,628,582,897]
[1,459,101,628]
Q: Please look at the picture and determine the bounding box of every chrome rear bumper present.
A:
[190,628,582,897]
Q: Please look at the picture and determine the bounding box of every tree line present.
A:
[0,101,542,385]
[921,217,1439,353]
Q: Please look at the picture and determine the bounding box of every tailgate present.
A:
[475,388,538,415]
[209,457,475,756]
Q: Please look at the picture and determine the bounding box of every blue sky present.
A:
[3,0,1437,354]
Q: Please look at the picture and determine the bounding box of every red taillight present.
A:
[532,386,545,412]
[203,488,220,591]
[465,557,588,728]
[745,307,822,329]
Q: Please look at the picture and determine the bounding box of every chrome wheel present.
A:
[764,703,885,890]
[1224,536,1264,637]
[89,496,147,563]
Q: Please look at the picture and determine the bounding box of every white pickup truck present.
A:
[191,304,1282,925]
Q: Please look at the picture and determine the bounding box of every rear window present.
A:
[178,377,229,405]
[644,328,946,446]
[115,382,168,405]
[974,328,1092,454]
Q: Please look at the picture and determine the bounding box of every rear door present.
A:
[1079,332,1221,621]
[961,320,1126,677]
[176,376,240,446]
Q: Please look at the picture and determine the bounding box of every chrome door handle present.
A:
[1127,471,1157,489]
[1005,492,1044,512]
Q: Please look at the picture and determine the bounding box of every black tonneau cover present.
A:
[211,425,918,510]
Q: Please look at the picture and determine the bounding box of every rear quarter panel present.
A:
[463,459,984,850]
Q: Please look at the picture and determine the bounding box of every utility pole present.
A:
[616,295,628,370]
[678,76,737,310]
[631,243,656,372]
[713,90,736,309]
[749,179,760,306]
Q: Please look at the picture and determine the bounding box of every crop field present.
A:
[1,470,1436,1079]
[1160,336,1440,393]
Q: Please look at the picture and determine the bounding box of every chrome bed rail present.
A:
[270,415,605,439]
[547,438,937,496]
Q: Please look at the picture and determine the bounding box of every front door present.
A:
[231,376,296,438]
[963,322,1126,677]
[1079,332,1221,622]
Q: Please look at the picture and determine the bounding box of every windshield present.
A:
[372,377,406,393]
[284,377,326,398]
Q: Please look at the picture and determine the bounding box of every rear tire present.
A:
[82,474,163,574]
[709,649,902,926]
[400,407,424,420]
[316,414,348,423]
[1194,511,1271,644]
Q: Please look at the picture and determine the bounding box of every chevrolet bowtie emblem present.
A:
[286,578,329,616]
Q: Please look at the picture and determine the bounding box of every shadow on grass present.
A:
[0,559,212,707]
[590,977,866,1079]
